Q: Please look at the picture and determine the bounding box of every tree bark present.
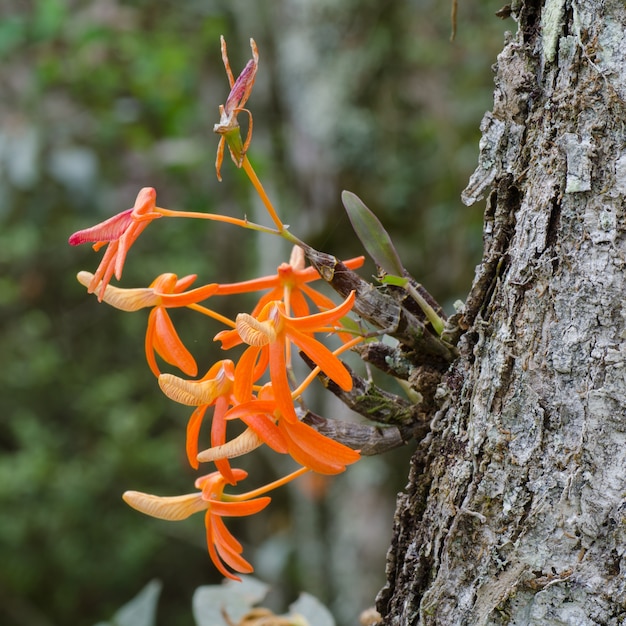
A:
[377,1,626,624]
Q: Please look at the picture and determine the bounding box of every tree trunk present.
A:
[377,1,626,624]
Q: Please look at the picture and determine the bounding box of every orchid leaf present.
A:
[342,190,404,276]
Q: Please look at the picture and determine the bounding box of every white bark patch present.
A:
[560,132,594,193]
[462,114,525,206]
[612,150,626,197]
[595,12,626,100]
[541,0,567,63]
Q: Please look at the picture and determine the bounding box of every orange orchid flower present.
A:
[214,36,258,181]
[158,360,243,483]
[215,291,356,424]
[77,271,220,377]
[214,245,365,319]
[69,187,162,299]
[123,469,270,581]
[223,384,360,474]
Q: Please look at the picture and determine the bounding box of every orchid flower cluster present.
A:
[69,37,367,580]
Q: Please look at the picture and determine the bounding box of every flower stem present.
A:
[241,156,284,231]
[155,206,280,236]
[224,466,310,501]
[186,303,237,328]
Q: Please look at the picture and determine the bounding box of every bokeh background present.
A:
[0,1,507,624]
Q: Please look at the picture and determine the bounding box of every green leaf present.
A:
[341,190,404,276]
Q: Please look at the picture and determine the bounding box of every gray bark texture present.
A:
[377,1,626,624]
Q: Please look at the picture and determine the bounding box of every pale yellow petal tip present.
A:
[236,313,276,346]
[158,374,219,406]
[197,428,263,462]
[122,490,207,521]
[77,273,158,311]
[77,271,94,288]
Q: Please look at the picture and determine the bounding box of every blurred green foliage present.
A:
[0,1,506,625]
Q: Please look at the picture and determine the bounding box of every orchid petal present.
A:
[195,469,248,491]
[288,326,353,391]
[211,517,254,574]
[122,490,207,520]
[285,291,356,331]
[186,405,208,470]
[233,346,263,403]
[226,405,288,454]
[236,312,277,346]
[209,497,271,517]
[69,209,133,245]
[197,427,264,462]
[159,374,222,406]
[77,272,159,311]
[278,420,360,475]
[205,514,240,580]
[158,283,219,307]
[151,308,197,377]
[268,343,299,423]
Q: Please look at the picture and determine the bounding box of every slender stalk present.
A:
[224,466,310,501]
[241,156,284,231]
[186,303,237,328]
[155,206,280,236]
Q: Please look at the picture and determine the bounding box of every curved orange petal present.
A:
[195,468,248,492]
[173,274,198,292]
[345,255,366,270]
[278,420,360,475]
[285,291,355,331]
[268,342,298,423]
[210,516,254,576]
[287,326,352,391]
[226,404,288,454]
[152,308,197,376]
[213,276,281,295]
[233,346,264,402]
[209,497,271,517]
[288,288,313,318]
[158,283,219,307]
[131,186,159,218]
[214,327,242,350]
[211,395,236,484]
[205,512,241,580]
[91,240,120,296]
[113,218,152,280]
[186,405,209,470]
[145,309,161,377]
[299,283,339,312]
